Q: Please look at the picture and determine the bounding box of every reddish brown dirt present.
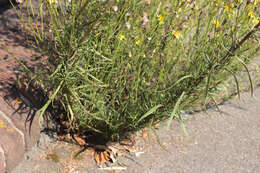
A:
[0,3,42,172]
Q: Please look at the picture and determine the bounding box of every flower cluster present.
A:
[248,11,259,25]
[213,20,221,28]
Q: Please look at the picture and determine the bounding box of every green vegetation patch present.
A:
[12,0,260,141]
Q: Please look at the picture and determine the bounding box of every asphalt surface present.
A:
[127,87,260,173]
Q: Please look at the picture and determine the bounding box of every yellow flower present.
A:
[118,34,125,41]
[248,11,255,18]
[213,20,220,28]
[95,32,100,37]
[135,39,141,45]
[252,18,259,25]
[225,4,231,11]
[172,30,181,40]
[215,0,219,7]
[178,8,182,13]
[157,15,164,24]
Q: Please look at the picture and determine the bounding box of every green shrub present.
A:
[12,0,259,140]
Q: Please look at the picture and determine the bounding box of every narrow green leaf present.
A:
[65,94,74,125]
[236,57,253,96]
[38,80,64,127]
[204,71,211,105]
[209,95,221,113]
[158,75,193,92]
[137,104,163,123]
[50,63,63,78]
[151,127,169,152]
[167,91,185,131]
[178,115,189,138]
[13,57,33,76]
[224,68,240,99]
